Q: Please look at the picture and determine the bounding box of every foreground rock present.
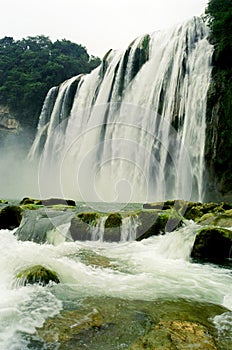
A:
[16,265,60,286]
[191,227,232,262]
[0,205,22,230]
[36,297,230,350]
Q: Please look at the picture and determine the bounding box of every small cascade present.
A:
[120,215,139,242]
[89,216,107,241]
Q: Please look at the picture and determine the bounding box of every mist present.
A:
[0,130,40,200]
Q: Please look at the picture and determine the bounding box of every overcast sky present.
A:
[0,0,208,58]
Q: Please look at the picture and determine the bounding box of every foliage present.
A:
[0,35,101,128]
[205,0,232,198]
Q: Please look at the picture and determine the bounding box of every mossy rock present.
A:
[0,205,22,230]
[105,213,122,228]
[20,197,76,207]
[70,212,100,241]
[191,227,232,263]
[37,297,228,350]
[198,209,232,227]
[104,213,122,242]
[183,202,231,222]
[130,320,217,350]
[16,265,60,286]
[0,199,8,204]
[136,210,183,241]
[20,203,42,210]
[20,197,43,205]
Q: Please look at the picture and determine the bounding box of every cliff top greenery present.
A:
[0,35,101,128]
[205,0,232,198]
[206,0,232,68]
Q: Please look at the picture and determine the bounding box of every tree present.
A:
[0,35,101,128]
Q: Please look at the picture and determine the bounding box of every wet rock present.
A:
[15,208,74,243]
[20,197,76,207]
[198,209,232,227]
[0,205,22,230]
[36,297,229,350]
[130,320,217,350]
[70,212,100,241]
[16,265,60,286]
[136,210,183,241]
[191,227,232,262]
[104,213,122,242]
[183,202,232,222]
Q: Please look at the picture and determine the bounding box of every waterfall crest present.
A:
[29,17,213,203]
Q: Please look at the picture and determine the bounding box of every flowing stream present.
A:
[0,220,231,349]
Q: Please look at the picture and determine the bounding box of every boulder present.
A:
[136,210,183,241]
[104,213,122,242]
[191,227,232,262]
[16,265,60,286]
[0,205,22,230]
[70,212,100,241]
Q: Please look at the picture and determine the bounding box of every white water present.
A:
[29,17,213,203]
[0,223,231,349]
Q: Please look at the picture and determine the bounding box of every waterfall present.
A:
[29,16,213,203]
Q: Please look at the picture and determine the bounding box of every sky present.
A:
[0,0,208,58]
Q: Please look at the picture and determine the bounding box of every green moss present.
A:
[77,212,100,226]
[0,199,8,204]
[20,204,41,210]
[105,213,122,228]
[16,265,60,286]
[141,34,150,51]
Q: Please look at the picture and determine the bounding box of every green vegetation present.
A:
[205,0,232,200]
[0,36,101,128]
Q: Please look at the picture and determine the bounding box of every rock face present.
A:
[0,205,22,230]
[16,265,60,286]
[191,227,232,262]
[0,106,20,133]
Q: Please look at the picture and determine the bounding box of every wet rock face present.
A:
[191,227,232,262]
[36,298,229,350]
[136,210,183,241]
[130,320,217,350]
[104,213,122,242]
[0,205,22,230]
[70,212,100,241]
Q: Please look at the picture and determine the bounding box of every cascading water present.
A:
[29,16,213,204]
